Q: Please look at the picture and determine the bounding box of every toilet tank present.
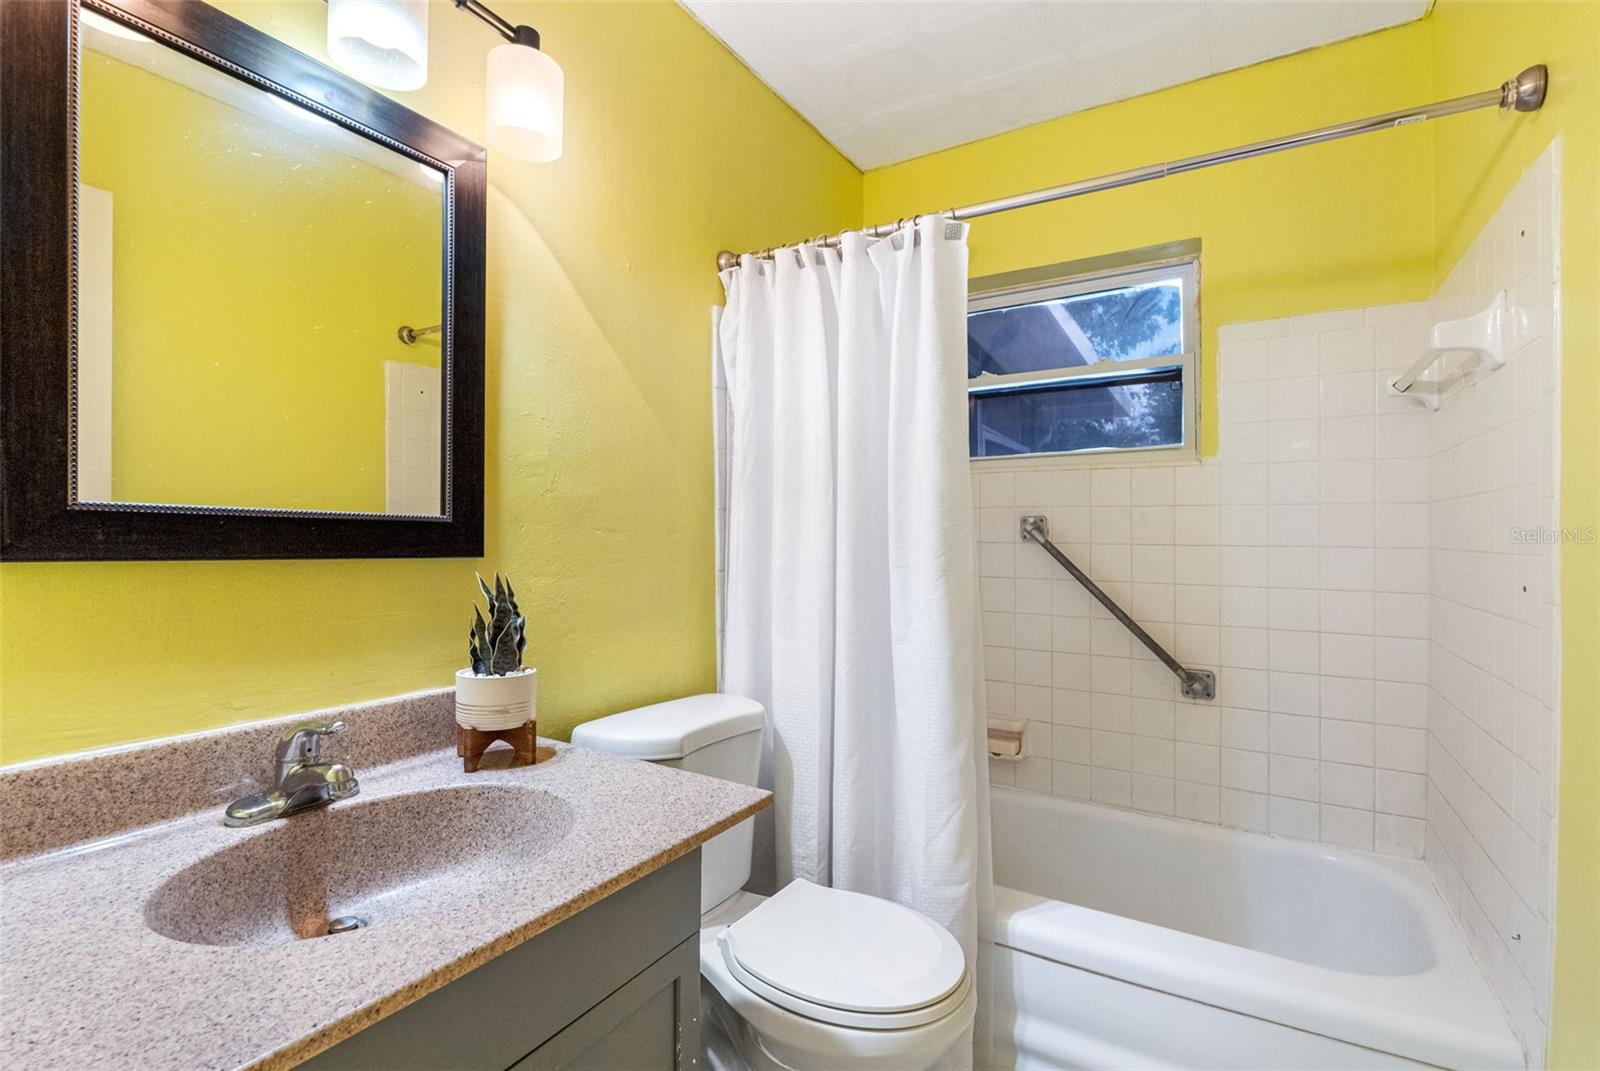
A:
[570,695,764,912]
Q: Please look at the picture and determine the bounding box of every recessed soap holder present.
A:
[1388,291,1511,411]
[987,718,1026,762]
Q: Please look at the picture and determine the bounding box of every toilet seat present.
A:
[717,880,970,1030]
[700,922,978,1071]
[720,940,973,1031]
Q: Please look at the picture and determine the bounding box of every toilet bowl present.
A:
[698,883,975,1071]
[571,696,975,1071]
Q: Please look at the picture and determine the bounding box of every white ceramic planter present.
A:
[455,667,537,731]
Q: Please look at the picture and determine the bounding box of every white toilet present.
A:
[571,695,975,1071]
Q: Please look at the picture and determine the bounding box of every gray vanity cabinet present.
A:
[510,936,699,1071]
[300,851,701,1071]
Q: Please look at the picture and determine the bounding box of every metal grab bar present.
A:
[1020,515,1217,701]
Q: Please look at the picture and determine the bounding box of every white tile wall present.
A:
[1422,144,1561,1065]
[978,141,1562,1068]
[980,299,1437,859]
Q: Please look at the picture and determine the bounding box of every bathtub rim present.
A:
[989,786,1524,1071]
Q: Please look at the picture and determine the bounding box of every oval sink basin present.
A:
[145,785,575,947]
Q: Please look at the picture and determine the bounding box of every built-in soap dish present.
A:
[1388,291,1512,411]
[987,719,1026,761]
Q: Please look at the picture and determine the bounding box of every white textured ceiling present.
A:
[680,1,1430,169]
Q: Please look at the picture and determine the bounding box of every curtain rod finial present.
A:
[716,250,739,271]
[1505,64,1548,112]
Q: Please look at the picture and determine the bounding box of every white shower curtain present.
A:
[715,216,992,1064]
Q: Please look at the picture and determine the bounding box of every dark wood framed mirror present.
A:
[1,0,485,560]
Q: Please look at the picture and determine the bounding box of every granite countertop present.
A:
[0,732,769,1070]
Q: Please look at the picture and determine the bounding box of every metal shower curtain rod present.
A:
[714,64,1548,271]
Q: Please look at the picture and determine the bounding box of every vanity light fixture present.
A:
[323,0,564,163]
[454,0,565,163]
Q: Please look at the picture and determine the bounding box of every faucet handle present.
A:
[276,720,347,772]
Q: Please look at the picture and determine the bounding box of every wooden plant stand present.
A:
[457,720,538,772]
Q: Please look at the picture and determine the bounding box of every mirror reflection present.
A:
[74,10,447,516]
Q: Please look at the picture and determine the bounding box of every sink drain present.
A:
[324,915,368,935]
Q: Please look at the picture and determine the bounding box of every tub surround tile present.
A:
[976,147,1562,1066]
[1131,774,1176,816]
[1220,748,1267,792]
[1219,708,1268,752]
[1270,755,1320,802]
[0,697,770,1071]
[1269,796,1319,840]
[1174,781,1220,824]
[1377,769,1428,818]
[1220,787,1269,833]
[1320,803,1375,850]
[966,146,1559,1063]
[1420,146,1561,1063]
[973,262,1545,869]
[1375,813,1426,859]
[1091,767,1132,807]
[1319,761,1375,810]
[1050,760,1091,800]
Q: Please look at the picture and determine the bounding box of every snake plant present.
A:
[468,573,527,676]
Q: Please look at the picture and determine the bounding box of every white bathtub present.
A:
[986,787,1523,1071]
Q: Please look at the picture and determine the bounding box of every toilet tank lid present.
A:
[570,694,765,760]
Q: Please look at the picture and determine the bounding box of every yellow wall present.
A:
[1428,5,1600,1065]
[863,22,1439,457]
[81,48,441,512]
[0,0,860,761]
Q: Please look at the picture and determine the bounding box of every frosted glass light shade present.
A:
[486,42,564,163]
[326,0,428,92]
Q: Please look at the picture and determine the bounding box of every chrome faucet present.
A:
[223,720,360,827]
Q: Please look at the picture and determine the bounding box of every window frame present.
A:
[967,241,1202,467]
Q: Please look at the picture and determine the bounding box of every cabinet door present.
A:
[297,852,700,1071]
[511,934,700,1071]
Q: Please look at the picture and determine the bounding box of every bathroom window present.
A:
[968,246,1199,461]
